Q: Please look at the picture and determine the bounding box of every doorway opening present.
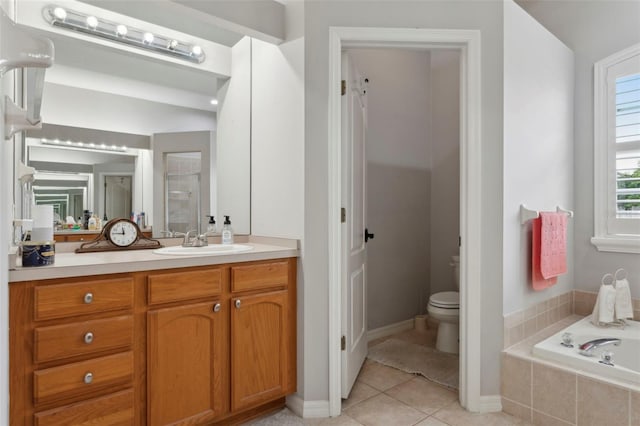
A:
[343,45,462,398]
[327,27,483,416]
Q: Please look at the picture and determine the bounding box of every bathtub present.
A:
[532,316,640,386]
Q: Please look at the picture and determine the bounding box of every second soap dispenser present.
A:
[206,215,216,233]
[221,215,234,244]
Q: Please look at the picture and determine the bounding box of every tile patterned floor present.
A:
[247,328,531,426]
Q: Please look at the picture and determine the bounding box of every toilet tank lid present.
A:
[429,291,459,306]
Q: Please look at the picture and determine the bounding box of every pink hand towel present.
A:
[532,217,557,291]
[539,212,567,279]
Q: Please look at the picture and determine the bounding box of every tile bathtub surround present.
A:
[504,290,640,349]
[503,291,573,349]
[574,290,640,319]
[501,353,640,426]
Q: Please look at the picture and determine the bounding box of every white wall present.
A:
[349,48,431,330]
[430,50,461,296]
[516,0,640,299]
[303,0,505,402]
[217,37,252,235]
[502,1,575,315]
[250,34,304,239]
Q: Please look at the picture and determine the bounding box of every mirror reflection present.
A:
[18,9,252,239]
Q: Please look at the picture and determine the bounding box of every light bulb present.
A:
[100,144,106,149]
[88,143,95,147]
[86,16,98,29]
[143,32,154,44]
[53,7,67,21]
[77,142,84,147]
[116,24,128,37]
[167,39,178,50]
[210,99,218,105]
[191,45,202,56]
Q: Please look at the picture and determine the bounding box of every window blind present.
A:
[615,73,640,217]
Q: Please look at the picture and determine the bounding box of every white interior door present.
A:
[341,52,369,398]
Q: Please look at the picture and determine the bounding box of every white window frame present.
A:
[592,43,640,254]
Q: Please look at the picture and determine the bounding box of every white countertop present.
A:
[9,236,299,282]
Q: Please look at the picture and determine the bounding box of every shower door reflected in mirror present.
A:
[165,152,202,235]
[104,175,132,220]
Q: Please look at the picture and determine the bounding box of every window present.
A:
[592,43,640,253]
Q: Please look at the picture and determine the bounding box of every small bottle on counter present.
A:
[221,215,233,245]
[206,215,216,233]
[88,215,97,230]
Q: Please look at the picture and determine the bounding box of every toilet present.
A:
[427,255,460,354]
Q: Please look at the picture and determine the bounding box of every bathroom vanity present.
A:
[8,242,297,425]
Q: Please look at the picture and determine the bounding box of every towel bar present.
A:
[520,204,574,225]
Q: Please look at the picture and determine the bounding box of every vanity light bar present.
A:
[41,138,127,152]
[42,5,206,64]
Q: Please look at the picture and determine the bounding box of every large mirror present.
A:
[16,1,252,239]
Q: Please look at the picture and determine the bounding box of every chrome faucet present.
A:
[579,338,621,357]
[196,231,216,247]
[174,230,199,247]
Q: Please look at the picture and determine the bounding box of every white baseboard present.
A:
[286,394,330,418]
[477,395,502,413]
[367,318,415,342]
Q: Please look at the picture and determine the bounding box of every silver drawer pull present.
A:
[84,332,94,344]
[84,372,93,384]
[213,303,221,313]
[235,299,241,309]
[83,293,93,304]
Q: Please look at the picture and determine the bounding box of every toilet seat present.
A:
[429,291,459,309]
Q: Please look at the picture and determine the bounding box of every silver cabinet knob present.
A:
[83,293,93,304]
[84,332,94,344]
[213,303,221,313]
[84,372,93,384]
[235,299,241,309]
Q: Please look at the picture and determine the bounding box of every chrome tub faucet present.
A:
[578,338,621,357]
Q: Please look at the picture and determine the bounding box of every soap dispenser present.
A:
[206,215,216,233]
[221,215,234,244]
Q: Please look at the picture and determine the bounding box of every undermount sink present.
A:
[153,244,253,256]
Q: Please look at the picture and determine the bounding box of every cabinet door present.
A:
[231,291,288,411]
[147,301,227,425]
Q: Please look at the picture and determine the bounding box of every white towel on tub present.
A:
[615,278,634,320]
[591,284,617,326]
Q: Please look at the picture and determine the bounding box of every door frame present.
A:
[327,27,483,416]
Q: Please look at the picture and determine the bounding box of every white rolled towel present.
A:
[591,281,617,326]
[615,270,634,320]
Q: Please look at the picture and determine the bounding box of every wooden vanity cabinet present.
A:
[146,267,228,425]
[229,260,296,412]
[9,274,139,426]
[10,257,297,426]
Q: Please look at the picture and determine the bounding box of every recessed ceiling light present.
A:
[210,99,218,105]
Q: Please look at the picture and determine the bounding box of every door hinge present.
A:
[341,207,346,223]
[459,236,462,247]
[341,335,346,351]
[341,80,346,96]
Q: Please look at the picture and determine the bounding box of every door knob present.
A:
[364,228,375,243]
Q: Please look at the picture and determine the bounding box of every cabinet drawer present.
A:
[34,389,134,426]
[231,261,289,293]
[34,278,133,321]
[33,352,133,404]
[34,315,133,363]
[148,268,222,305]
